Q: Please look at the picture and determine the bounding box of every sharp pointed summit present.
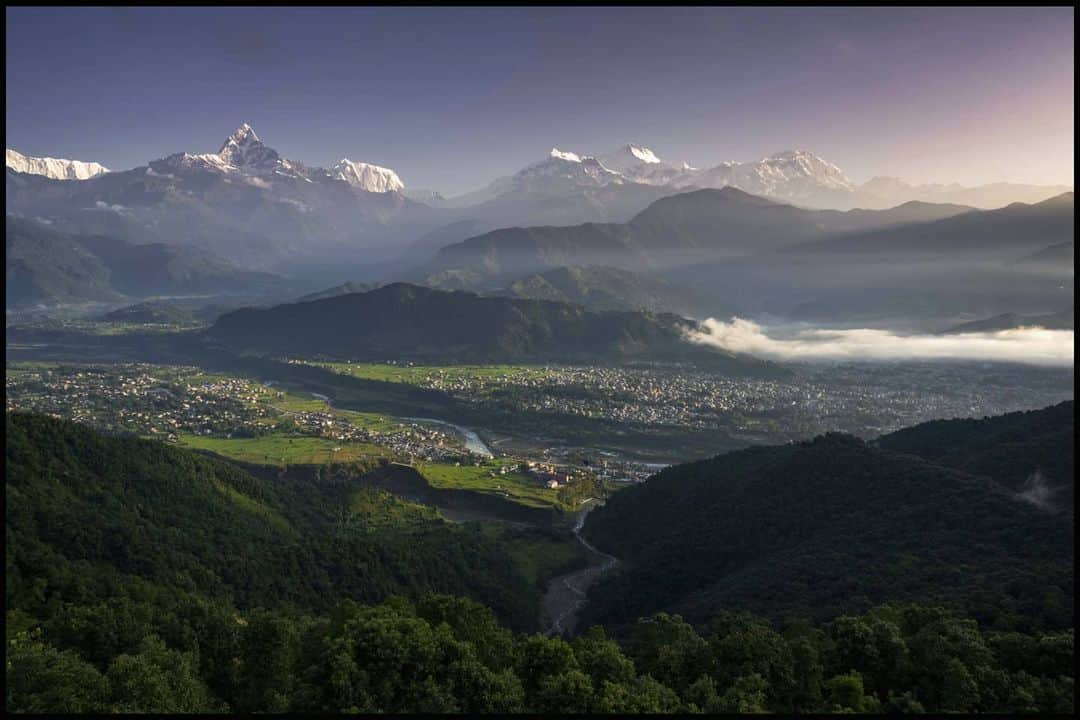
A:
[217,122,280,171]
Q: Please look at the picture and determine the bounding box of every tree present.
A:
[825,670,868,712]
[6,633,111,713]
[572,626,636,686]
[534,668,594,713]
[515,634,579,699]
[718,673,770,713]
[106,635,223,713]
[235,610,301,711]
[626,613,713,693]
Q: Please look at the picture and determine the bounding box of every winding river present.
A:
[541,502,619,636]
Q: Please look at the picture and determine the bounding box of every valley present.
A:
[5,7,1074,713]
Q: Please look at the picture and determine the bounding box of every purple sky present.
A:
[5,7,1074,195]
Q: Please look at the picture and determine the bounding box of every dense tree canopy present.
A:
[5,411,1074,713]
[582,432,1073,632]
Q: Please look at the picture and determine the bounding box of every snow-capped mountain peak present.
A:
[626,144,661,164]
[685,148,855,204]
[330,158,405,193]
[598,144,665,173]
[758,149,854,191]
[550,148,583,163]
[6,148,110,180]
[146,124,408,194]
[230,122,258,142]
[217,123,281,171]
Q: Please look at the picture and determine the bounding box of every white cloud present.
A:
[91,200,130,214]
[688,317,1074,366]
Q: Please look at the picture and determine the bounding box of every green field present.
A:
[415,458,564,509]
[177,433,384,466]
[271,393,330,413]
[312,361,548,386]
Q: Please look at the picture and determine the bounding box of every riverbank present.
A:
[541,501,619,636]
[402,416,494,457]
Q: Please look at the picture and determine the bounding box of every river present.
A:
[541,502,619,636]
[401,416,494,457]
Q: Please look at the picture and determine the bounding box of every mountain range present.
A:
[443,143,1069,212]
[421,187,983,289]
[7,125,1073,326]
[5,125,444,271]
[6,148,109,180]
[424,186,1072,322]
[9,129,1070,279]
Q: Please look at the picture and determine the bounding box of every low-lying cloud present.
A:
[688,318,1074,366]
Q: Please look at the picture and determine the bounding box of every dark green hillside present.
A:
[6,413,1074,713]
[5,412,544,630]
[207,282,784,375]
[878,401,1074,511]
[582,431,1073,632]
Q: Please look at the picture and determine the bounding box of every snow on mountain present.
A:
[446,144,858,208]
[684,149,855,205]
[549,148,584,163]
[331,158,405,193]
[598,143,663,174]
[6,148,109,180]
[148,124,404,192]
[597,144,701,187]
[216,123,284,173]
[502,148,626,195]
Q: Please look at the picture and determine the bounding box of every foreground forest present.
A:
[582,403,1074,633]
[5,411,1075,713]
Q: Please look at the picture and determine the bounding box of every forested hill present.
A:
[4,412,542,630]
[5,412,1074,713]
[581,430,1074,632]
[877,401,1074,512]
[206,282,785,375]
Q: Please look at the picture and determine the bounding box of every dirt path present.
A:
[541,502,618,636]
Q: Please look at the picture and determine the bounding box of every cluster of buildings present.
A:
[5,364,272,440]
[4,364,492,465]
[398,363,1072,442]
[8,359,1069,486]
[521,460,576,488]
